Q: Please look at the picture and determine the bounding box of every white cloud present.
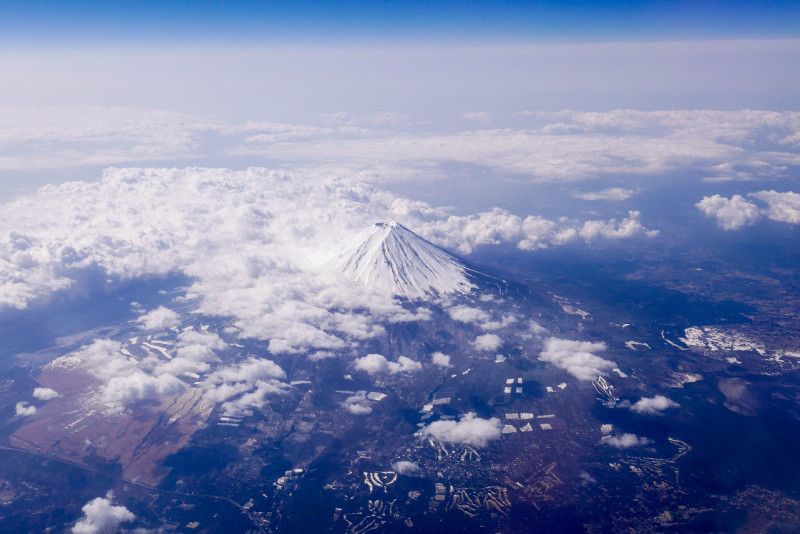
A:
[539,337,615,381]
[98,372,185,413]
[354,353,390,375]
[418,208,657,254]
[472,333,502,352]
[0,105,798,189]
[135,306,181,331]
[573,188,635,201]
[32,387,60,400]
[529,321,547,335]
[1,35,799,159]
[308,350,337,361]
[240,109,800,186]
[354,353,422,375]
[431,351,451,367]
[447,305,489,324]
[59,339,133,380]
[57,339,185,414]
[392,460,421,474]
[385,307,433,323]
[343,392,372,415]
[630,395,680,415]
[72,492,135,534]
[419,413,502,447]
[0,164,660,430]
[0,106,213,172]
[155,330,225,376]
[215,379,290,416]
[0,165,658,358]
[419,208,530,254]
[578,211,659,241]
[696,194,762,230]
[462,111,493,123]
[697,191,800,230]
[749,190,800,224]
[15,401,36,416]
[0,106,363,173]
[480,313,518,331]
[200,356,289,416]
[602,433,652,449]
[0,168,446,351]
[0,230,73,309]
[391,356,423,374]
[56,337,285,417]
[200,356,285,385]
[371,112,408,126]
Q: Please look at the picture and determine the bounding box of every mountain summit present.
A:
[326,221,475,299]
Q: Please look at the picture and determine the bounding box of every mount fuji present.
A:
[325,221,477,299]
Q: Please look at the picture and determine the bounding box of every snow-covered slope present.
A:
[326,221,475,299]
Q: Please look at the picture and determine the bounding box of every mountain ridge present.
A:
[325,221,476,299]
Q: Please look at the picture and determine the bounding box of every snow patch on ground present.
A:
[680,326,800,366]
[681,326,766,354]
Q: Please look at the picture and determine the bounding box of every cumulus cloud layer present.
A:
[630,395,680,415]
[158,330,226,376]
[354,353,390,375]
[419,208,657,254]
[32,387,60,400]
[446,305,516,331]
[72,492,135,534]
[431,351,451,367]
[602,433,652,449]
[135,306,181,331]
[696,194,762,230]
[343,392,373,415]
[0,168,432,344]
[472,333,502,352]
[15,401,36,416]
[0,167,654,350]
[1,106,799,191]
[697,190,800,230]
[447,305,489,324]
[750,190,800,224]
[200,356,289,416]
[354,353,422,375]
[52,336,288,417]
[0,167,662,419]
[100,372,184,412]
[236,109,800,184]
[539,338,615,381]
[419,413,502,447]
[392,460,421,474]
[59,339,185,414]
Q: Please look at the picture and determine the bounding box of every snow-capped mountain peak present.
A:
[325,221,475,299]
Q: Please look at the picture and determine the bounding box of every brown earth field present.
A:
[11,366,213,486]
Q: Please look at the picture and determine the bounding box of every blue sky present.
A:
[1,0,799,200]
[2,1,799,46]
[1,1,797,120]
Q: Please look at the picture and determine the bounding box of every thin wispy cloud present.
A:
[573,188,636,201]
